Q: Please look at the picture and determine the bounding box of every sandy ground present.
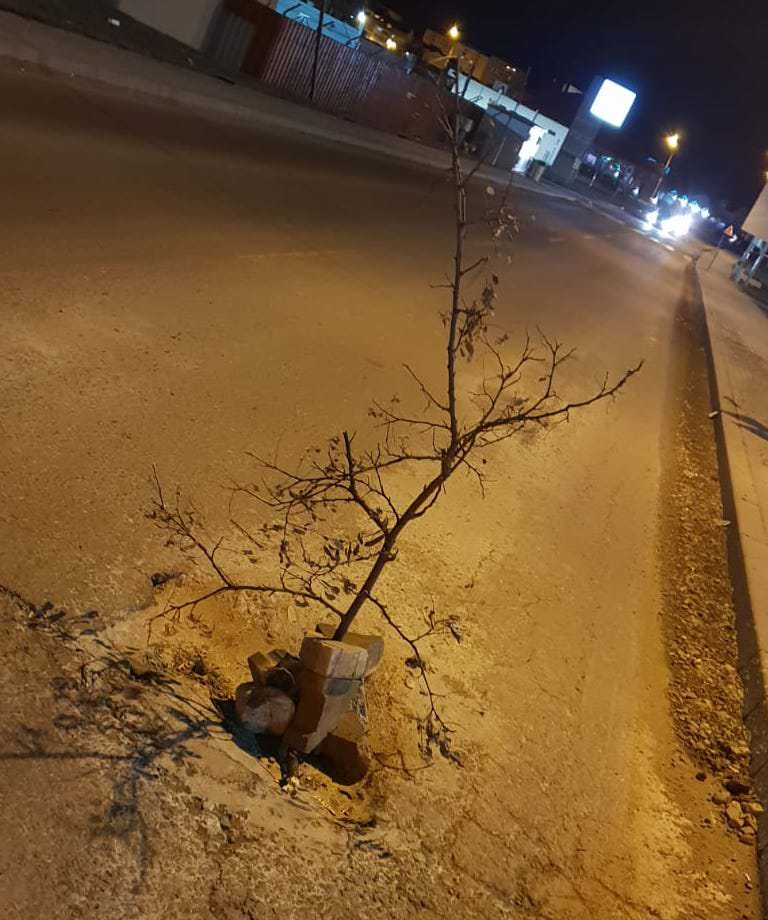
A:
[0,64,760,917]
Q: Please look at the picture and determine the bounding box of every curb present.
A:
[692,257,768,905]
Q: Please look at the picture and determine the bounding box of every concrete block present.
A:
[299,637,367,679]
[283,670,361,753]
[317,711,370,784]
[315,623,385,676]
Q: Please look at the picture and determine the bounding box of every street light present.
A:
[447,24,460,41]
[385,36,397,51]
[652,132,681,199]
[356,9,367,26]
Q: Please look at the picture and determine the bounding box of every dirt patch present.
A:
[0,589,468,920]
[659,269,756,799]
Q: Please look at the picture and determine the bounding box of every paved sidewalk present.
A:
[696,252,768,844]
[0,9,571,202]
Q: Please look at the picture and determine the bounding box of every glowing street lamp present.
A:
[356,9,367,26]
[385,36,397,51]
[447,23,460,41]
[652,132,681,199]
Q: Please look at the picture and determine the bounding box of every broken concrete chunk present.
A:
[299,637,367,679]
[725,801,743,827]
[712,790,731,806]
[247,652,272,684]
[315,623,384,676]
[744,801,764,816]
[283,669,361,754]
[247,651,302,697]
[317,711,370,784]
[235,682,295,736]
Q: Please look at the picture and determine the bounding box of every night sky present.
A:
[389,0,767,209]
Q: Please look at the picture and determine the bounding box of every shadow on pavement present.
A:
[723,410,768,443]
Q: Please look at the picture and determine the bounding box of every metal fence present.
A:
[209,0,486,154]
[259,18,382,119]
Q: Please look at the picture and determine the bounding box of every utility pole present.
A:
[309,0,327,102]
[651,133,680,200]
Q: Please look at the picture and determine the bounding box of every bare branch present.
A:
[368,594,461,764]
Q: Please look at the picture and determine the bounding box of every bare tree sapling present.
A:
[149,87,642,757]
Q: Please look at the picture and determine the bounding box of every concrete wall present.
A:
[118,0,221,50]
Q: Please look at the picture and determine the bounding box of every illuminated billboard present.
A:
[589,79,636,128]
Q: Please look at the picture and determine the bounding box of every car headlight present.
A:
[645,210,659,229]
[660,214,691,238]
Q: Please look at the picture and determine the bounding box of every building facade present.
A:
[422,29,489,80]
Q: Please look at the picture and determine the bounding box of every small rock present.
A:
[695,770,707,782]
[726,801,743,827]
[739,833,756,846]
[201,812,223,837]
[247,652,272,684]
[281,776,301,797]
[724,777,751,796]
[743,801,764,816]
[730,742,751,758]
[712,790,732,806]
[191,656,207,676]
[235,682,295,735]
[121,654,159,682]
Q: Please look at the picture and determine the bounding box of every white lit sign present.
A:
[589,79,636,128]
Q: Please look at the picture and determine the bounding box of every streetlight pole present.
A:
[309,0,328,102]
[651,132,680,200]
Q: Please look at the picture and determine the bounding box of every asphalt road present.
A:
[0,65,756,917]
